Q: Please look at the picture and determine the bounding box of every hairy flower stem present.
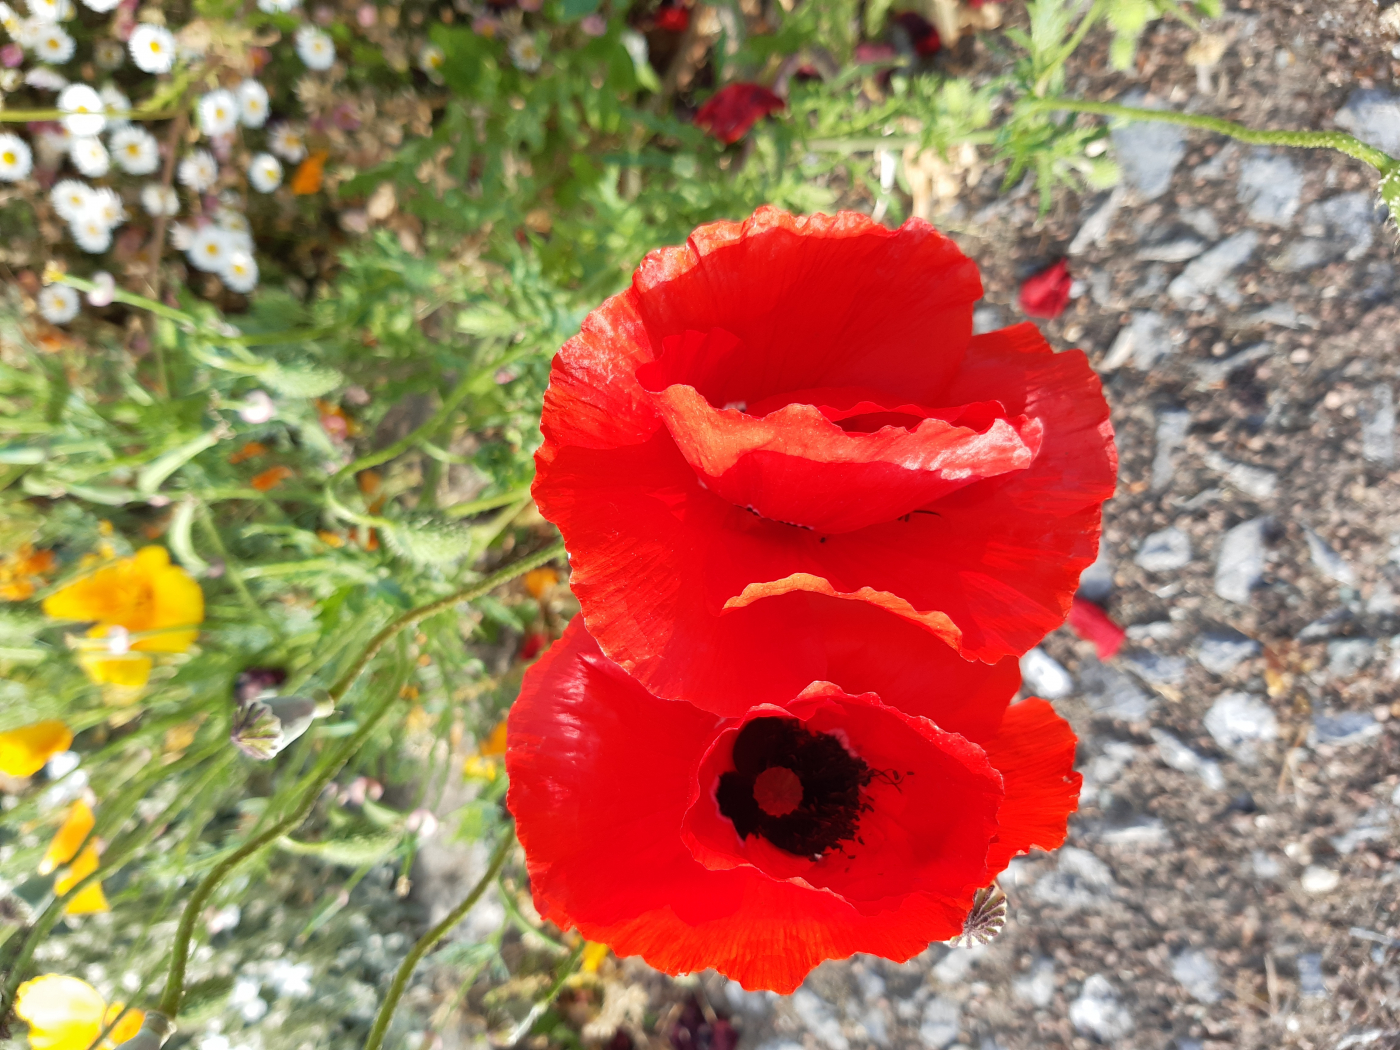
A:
[155,540,565,1019]
[1020,97,1399,172]
[363,830,515,1050]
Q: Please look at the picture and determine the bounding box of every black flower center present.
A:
[715,716,873,858]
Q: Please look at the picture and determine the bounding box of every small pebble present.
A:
[1300,866,1341,894]
[1215,517,1271,604]
[1069,974,1134,1041]
[1135,527,1192,572]
[1171,948,1220,1004]
[1204,692,1279,763]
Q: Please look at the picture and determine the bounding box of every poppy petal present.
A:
[507,619,990,993]
[979,697,1082,874]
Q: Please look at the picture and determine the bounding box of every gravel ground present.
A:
[566,4,1400,1050]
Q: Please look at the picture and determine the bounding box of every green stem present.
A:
[363,830,514,1050]
[441,485,533,520]
[1036,0,1105,96]
[332,370,478,481]
[196,502,277,629]
[155,541,564,1018]
[505,942,586,1045]
[1021,97,1399,172]
[0,107,183,122]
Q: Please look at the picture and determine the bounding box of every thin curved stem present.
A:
[363,829,514,1050]
[155,540,565,1018]
[1021,97,1398,172]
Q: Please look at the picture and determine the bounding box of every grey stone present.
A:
[1331,807,1392,855]
[1361,384,1396,466]
[1304,526,1357,586]
[1034,847,1117,910]
[932,944,985,984]
[1080,657,1155,721]
[1274,192,1380,271]
[1204,692,1279,762]
[1122,650,1189,686]
[1081,740,1138,792]
[972,305,1004,335]
[1136,233,1208,263]
[1237,149,1304,225]
[1151,728,1226,790]
[1111,96,1187,200]
[1246,302,1318,329]
[1099,818,1173,848]
[1326,638,1375,678]
[1069,975,1134,1042]
[1196,630,1261,674]
[1311,710,1381,745]
[791,989,849,1050]
[918,997,962,1050]
[1102,309,1171,372]
[1135,527,1192,572]
[1078,541,1114,603]
[725,982,778,1014]
[1179,207,1221,240]
[1069,187,1126,255]
[1203,451,1277,500]
[1126,620,1177,641]
[1252,850,1282,880]
[1296,952,1327,998]
[1334,88,1400,158]
[1171,949,1221,1004]
[1298,606,1354,640]
[1192,342,1272,386]
[1013,958,1056,1008]
[1169,231,1259,305]
[1021,647,1073,700]
[1215,517,1271,603]
[1194,142,1238,181]
[1151,408,1191,492]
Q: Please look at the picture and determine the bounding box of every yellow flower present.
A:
[42,546,204,688]
[14,974,143,1050]
[0,721,73,778]
[39,801,108,915]
[462,718,509,781]
[580,941,610,974]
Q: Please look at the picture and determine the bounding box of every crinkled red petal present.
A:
[1067,595,1127,660]
[694,84,785,144]
[506,619,983,993]
[980,697,1082,875]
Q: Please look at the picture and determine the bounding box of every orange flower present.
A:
[0,544,57,602]
[40,801,109,915]
[42,546,204,688]
[250,465,294,492]
[463,718,509,780]
[14,974,142,1050]
[228,441,268,464]
[0,721,73,778]
[291,149,329,195]
[316,530,345,547]
[523,567,559,599]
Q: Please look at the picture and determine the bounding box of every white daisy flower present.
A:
[0,1,21,32]
[0,70,18,91]
[197,89,238,136]
[221,250,258,293]
[87,186,125,227]
[508,34,542,72]
[0,132,33,181]
[26,0,72,22]
[70,213,112,253]
[417,44,445,79]
[255,0,300,12]
[69,135,110,177]
[294,26,334,70]
[266,122,307,163]
[247,152,281,192]
[187,225,231,272]
[23,66,68,90]
[87,271,116,306]
[32,23,74,63]
[177,149,217,192]
[12,13,42,44]
[93,38,124,69]
[99,84,131,130]
[58,83,105,136]
[168,221,193,249]
[80,0,120,11]
[38,283,80,323]
[129,24,176,74]
[109,126,159,174]
[140,183,179,216]
[236,79,269,128]
[50,178,93,219]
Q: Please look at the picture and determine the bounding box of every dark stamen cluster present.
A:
[716,716,872,858]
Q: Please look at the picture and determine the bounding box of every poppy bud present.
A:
[112,1012,175,1050]
[230,695,318,760]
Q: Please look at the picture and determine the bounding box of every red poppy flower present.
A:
[532,208,1117,714]
[1067,595,1126,660]
[507,618,1081,992]
[655,4,690,32]
[1018,258,1073,319]
[693,84,785,145]
[891,11,941,56]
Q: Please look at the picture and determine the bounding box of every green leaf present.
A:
[277,830,402,867]
[262,360,344,398]
[137,428,226,496]
[560,0,600,17]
